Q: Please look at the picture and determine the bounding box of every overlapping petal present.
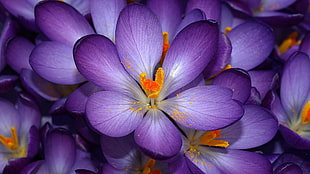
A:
[116,3,163,81]
[134,109,182,159]
[30,41,85,85]
[220,105,278,149]
[74,34,141,97]
[280,52,310,114]
[35,1,94,46]
[227,21,274,70]
[0,98,19,135]
[259,0,296,11]
[86,91,145,137]
[161,21,219,99]
[159,85,244,130]
[90,0,126,41]
[186,0,221,21]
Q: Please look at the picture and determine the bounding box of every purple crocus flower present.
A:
[169,104,278,174]
[74,4,244,159]
[21,128,96,174]
[268,52,310,149]
[100,133,169,173]
[0,93,40,173]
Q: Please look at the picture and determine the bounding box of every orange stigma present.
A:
[302,101,310,125]
[208,64,232,79]
[279,32,301,55]
[200,130,229,148]
[160,32,170,65]
[140,68,164,99]
[142,159,162,174]
[0,127,19,151]
[224,27,232,34]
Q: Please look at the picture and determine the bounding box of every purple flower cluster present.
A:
[0,0,309,173]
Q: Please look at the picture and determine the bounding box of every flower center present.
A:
[140,68,164,99]
[199,130,229,148]
[301,101,310,125]
[279,32,301,55]
[0,127,19,151]
[142,159,162,174]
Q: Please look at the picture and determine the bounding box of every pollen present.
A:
[301,101,310,125]
[200,130,229,148]
[140,68,164,99]
[279,32,301,55]
[0,127,19,151]
[142,158,162,174]
[224,27,232,34]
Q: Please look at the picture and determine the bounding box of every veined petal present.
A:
[186,147,272,174]
[260,0,296,11]
[74,34,142,97]
[147,0,182,41]
[159,85,244,130]
[30,41,86,85]
[212,68,251,103]
[5,37,33,73]
[134,109,182,159]
[220,105,278,149]
[161,21,219,100]
[86,91,145,137]
[90,0,126,41]
[280,52,310,114]
[116,3,163,81]
[35,1,94,46]
[265,91,288,124]
[227,21,274,70]
[279,124,310,149]
[0,98,19,135]
[45,129,76,174]
[186,0,221,22]
[248,70,278,99]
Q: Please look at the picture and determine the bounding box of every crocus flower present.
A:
[0,93,40,173]
[169,104,278,174]
[100,133,169,173]
[272,152,310,174]
[268,52,310,149]
[22,128,96,174]
[74,4,243,159]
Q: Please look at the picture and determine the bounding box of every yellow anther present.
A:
[224,27,232,34]
[0,127,19,150]
[302,101,310,125]
[160,32,170,65]
[279,32,301,54]
[140,68,164,99]
[200,130,229,148]
[142,159,161,174]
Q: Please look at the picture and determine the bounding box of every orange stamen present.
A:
[279,32,301,55]
[140,68,164,99]
[302,101,310,124]
[142,159,162,174]
[224,27,232,34]
[0,127,19,150]
[160,32,170,65]
[208,64,232,79]
[200,130,229,148]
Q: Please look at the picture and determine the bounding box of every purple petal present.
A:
[248,70,279,99]
[74,34,141,96]
[0,17,16,72]
[45,129,76,174]
[5,37,33,73]
[48,98,67,115]
[0,75,18,94]
[168,155,192,174]
[134,109,182,159]
[254,11,304,27]
[20,69,76,101]
[259,0,296,11]
[227,21,274,70]
[186,147,272,173]
[203,33,232,79]
[212,68,251,103]
[245,87,262,105]
[65,82,102,115]
[116,3,163,81]
[159,85,244,130]
[280,52,310,114]
[300,33,310,56]
[0,98,19,134]
[3,157,31,174]
[86,91,145,137]
[265,91,288,124]
[0,0,34,23]
[279,124,310,149]
[35,1,94,46]
[174,9,206,38]
[20,160,44,174]
[186,0,221,21]
[26,126,40,158]
[30,41,86,85]
[90,0,126,41]
[274,162,303,174]
[101,164,127,174]
[220,105,278,149]
[273,153,310,173]
[161,21,219,99]
[147,0,182,40]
